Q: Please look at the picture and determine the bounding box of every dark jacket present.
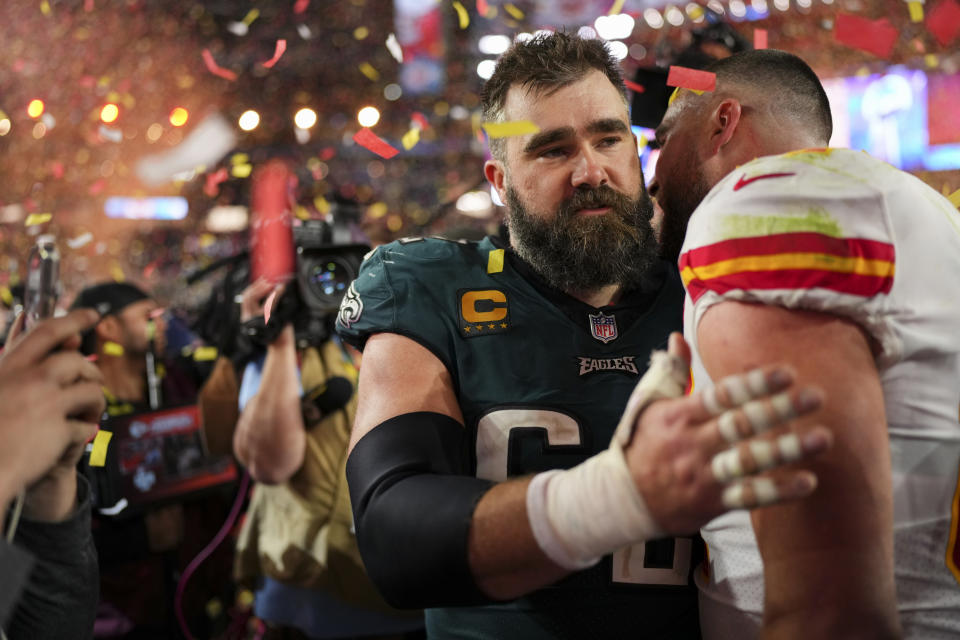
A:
[1,475,98,639]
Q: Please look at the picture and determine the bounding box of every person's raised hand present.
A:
[623,332,833,534]
[0,309,105,519]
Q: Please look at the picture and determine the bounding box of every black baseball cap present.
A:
[71,282,151,354]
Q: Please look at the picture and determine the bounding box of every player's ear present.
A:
[484,158,508,205]
[708,98,742,156]
[96,315,122,343]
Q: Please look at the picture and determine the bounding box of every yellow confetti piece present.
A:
[294,205,310,220]
[111,263,126,282]
[314,196,330,214]
[200,233,216,248]
[25,213,52,227]
[193,346,218,361]
[453,1,470,28]
[359,62,380,81]
[0,286,12,306]
[104,341,125,356]
[487,248,504,274]
[231,153,249,165]
[504,3,524,19]
[947,188,960,208]
[89,430,112,467]
[354,26,369,40]
[608,0,626,15]
[402,127,421,150]
[925,54,938,68]
[638,134,648,149]
[40,0,51,15]
[231,163,252,178]
[482,120,540,138]
[908,1,924,22]
[688,4,704,19]
[242,8,260,25]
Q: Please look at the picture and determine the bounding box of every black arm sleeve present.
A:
[9,474,99,640]
[346,411,496,609]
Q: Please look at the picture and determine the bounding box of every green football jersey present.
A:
[337,236,701,640]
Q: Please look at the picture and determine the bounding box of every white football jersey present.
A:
[679,148,960,639]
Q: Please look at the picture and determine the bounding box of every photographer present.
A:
[1,309,104,639]
[232,277,424,640]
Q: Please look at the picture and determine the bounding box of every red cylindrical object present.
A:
[249,159,297,284]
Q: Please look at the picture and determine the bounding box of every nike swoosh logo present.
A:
[733,172,796,191]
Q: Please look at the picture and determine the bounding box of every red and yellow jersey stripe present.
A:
[679,231,896,304]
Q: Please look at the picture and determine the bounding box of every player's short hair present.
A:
[481,31,627,161]
[706,49,833,145]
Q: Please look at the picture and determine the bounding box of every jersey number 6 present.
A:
[476,407,691,587]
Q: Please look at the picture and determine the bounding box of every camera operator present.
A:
[1,309,104,639]
[70,281,226,638]
[232,277,424,640]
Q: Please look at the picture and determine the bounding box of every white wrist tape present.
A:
[526,350,689,570]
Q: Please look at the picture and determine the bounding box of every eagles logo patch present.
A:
[337,281,364,329]
[458,289,510,338]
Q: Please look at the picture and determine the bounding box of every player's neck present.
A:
[567,283,623,308]
[98,353,147,403]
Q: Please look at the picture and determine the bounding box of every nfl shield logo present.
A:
[588,311,618,343]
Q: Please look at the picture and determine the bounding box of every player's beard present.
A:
[506,183,658,294]
[657,156,712,263]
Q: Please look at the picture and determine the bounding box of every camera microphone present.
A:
[301,376,354,427]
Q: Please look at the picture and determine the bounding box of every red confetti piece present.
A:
[261,39,287,68]
[293,0,309,14]
[320,146,336,161]
[88,179,106,195]
[477,0,489,16]
[666,66,716,92]
[204,167,229,197]
[927,0,960,46]
[84,0,94,10]
[834,13,898,59]
[411,111,430,129]
[754,28,768,49]
[624,79,646,93]
[201,49,238,81]
[353,128,399,159]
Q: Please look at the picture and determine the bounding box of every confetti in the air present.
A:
[402,127,421,150]
[624,79,646,93]
[908,1,924,22]
[504,3,524,19]
[477,0,490,17]
[67,232,94,249]
[608,0,626,15]
[482,120,540,138]
[261,39,287,68]
[834,13,898,59]
[359,62,380,81]
[202,49,238,81]
[204,167,229,196]
[293,0,310,13]
[24,213,52,227]
[386,33,404,63]
[754,28,768,49]
[411,111,430,130]
[354,128,400,158]
[453,1,470,28]
[667,66,716,92]
[926,0,960,46]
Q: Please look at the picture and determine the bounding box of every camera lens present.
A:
[309,258,352,299]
